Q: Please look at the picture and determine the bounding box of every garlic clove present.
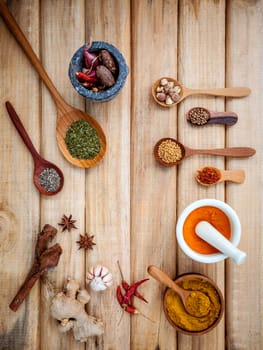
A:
[102,273,113,285]
[86,265,113,291]
[165,96,174,105]
[93,265,103,277]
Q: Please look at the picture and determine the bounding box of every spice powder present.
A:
[183,206,231,254]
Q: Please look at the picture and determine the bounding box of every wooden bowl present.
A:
[163,273,224,336]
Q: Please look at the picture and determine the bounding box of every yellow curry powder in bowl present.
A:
[163,274,224,335]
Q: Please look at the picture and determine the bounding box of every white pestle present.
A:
[195,221,247,265]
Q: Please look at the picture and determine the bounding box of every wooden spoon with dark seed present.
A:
[0,0,106,168]
[5,101,64,196]
[186,107,238,126]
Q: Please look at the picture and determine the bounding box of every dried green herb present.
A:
[65,120,101,159]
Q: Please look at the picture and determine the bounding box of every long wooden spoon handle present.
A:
[186,87,251,98]
[192,147,256,157]
[0,0,65,108]
[147,265,181,293]
[5,101,42,161]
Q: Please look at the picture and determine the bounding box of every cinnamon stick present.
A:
[9,224,62,312]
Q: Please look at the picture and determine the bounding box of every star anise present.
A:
[76,233,96,250]
[58,214,77,232]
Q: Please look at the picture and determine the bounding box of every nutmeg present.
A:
[96,65,115,87]
[99,49,117,74]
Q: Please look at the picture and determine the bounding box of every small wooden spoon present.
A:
[147,265,211,317]
[196,166,245,186]
[154,138,256,167]
[186,106,238,126]
[0,0,106,168]
[152,77,251,107]
[5,101,64,196]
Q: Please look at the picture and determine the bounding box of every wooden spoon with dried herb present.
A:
[0,1,106,168]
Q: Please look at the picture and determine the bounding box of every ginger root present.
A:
[50,277,104,342]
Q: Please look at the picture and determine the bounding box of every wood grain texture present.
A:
[225,1,263,349]
[0,1,40,349]
[131,1,178,349]
[0,1,262,349]
[84,1,131,349]
[40,1,86,350]
[177,1,226,349]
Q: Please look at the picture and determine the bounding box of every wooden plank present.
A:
[177,1,226,349]
[84,1,131,349]
[39,1,85,350]
[226,1,263,349]
[0,1,40,349]
[131,1,178,349]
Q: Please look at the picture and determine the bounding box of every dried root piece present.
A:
[9,224,62,312]
[50,278,104,342]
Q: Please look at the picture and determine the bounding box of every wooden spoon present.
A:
[196,166,245,186]
[5,101,64,196]
[147,265,211,317]
[0,0,106,168]
[152,77,251,107]
[186,106,238,126]
[154,138,256,167]
[195,221,247,265]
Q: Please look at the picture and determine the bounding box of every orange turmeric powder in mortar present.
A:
[183,206,231,254]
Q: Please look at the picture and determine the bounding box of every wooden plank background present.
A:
[0,1,262,349]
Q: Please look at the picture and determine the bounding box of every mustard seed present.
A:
[158,139,183,163]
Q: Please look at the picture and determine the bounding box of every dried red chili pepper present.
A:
[121,278,149,306]
[76,71,98,83]
[117,260,148,303]
[116,285,139,314]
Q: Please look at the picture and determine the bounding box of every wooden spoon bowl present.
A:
[152,77,184,107]
[154,137,256,166]
[196,166,245,186]
[152,77,251,107]
[55,103,106,168]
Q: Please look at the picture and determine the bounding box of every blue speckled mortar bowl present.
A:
[69,41,129,102]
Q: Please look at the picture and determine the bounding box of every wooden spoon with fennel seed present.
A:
[0,0,106,168]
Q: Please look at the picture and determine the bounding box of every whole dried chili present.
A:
[116,285,139,314]
[121,278,149,307]
[76,71,98,83]
[117,260,148,303]
[116,261,149,315]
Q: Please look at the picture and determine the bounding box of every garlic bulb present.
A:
[86,265,113,291]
